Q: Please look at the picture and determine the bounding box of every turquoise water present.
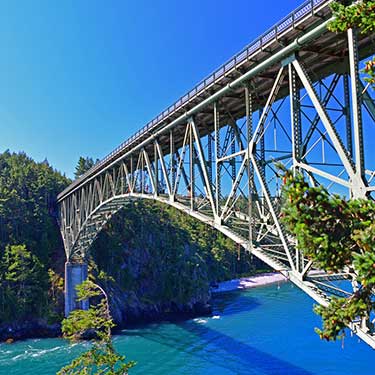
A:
[1,283,374,374]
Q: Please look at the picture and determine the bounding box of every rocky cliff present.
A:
[90,200,259,326]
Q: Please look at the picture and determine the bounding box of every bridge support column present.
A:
[64,262,89,317]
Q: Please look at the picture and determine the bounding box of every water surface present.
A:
[1,283,374,374]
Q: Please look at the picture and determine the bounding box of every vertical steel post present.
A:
[112,168,116,197]
[130,155,134,193]
[289,62,302,273]
[214,102,221,219]
[189,122,195,210]
[348,28,365,179]
[154,143,159,196]
[208,134,212,185]
[141,152,145,194]
[245,85,253,249]
[343,73,353,157]
[260,114,266,176]
[120,162,124,195]
[170,130,175,201]
[289,63,302,171]
[231,127,236,183]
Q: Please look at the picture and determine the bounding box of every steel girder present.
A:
[58,24,375,348]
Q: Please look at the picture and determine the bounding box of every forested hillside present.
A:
[0,151,70,334]
[0,150,261,339]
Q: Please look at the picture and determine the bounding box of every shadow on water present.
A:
[182,321,313,374]
[211,290,261,317]
[211,285,288,316]
[123,321,313,375]
[121,291,314,375]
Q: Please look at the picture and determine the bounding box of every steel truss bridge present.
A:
[57,0,375,348]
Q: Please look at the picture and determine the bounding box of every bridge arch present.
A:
[64,191,287,271]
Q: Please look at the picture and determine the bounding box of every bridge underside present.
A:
[57,1,375,348]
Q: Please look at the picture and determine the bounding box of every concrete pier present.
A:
[64,262,89,317]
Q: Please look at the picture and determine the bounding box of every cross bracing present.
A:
[57,0,375,348]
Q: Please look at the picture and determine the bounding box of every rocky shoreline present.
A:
[0,320,61,343]
[0,306,211,344]
[0,272,284,343]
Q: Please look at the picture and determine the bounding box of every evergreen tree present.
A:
[58,280,135,375]
[0,150,70,263]
[74,157,97,179]
[0,245,46,321]
[281,171,375,341]
[328,0,375,89]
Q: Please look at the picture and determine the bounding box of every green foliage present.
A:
[61,282,113,342]
[48,269,65,322]
[0,245,46,321]
[328,0,375,34]
[362,57,375,90]
[314,291,373,340]
[281,173,352,272]
[281,170,375,341]
[58,280,135,375]
[353,250,375,286]
[58,343,134,375]
[328,0,375,89]
[75,157,98,179]
[90,200,256,311]
[0,150,70,324]
[0,150,70,262]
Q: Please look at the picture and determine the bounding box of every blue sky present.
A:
[0,0,304,178]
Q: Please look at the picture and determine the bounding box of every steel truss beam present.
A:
[58,18,375,348]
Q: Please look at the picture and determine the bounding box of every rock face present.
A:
[107,283,212,327]
[94,237,214,327]
[0,320,61,342]
[90,201,255,327]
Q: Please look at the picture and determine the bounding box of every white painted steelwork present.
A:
[57,0,375,348]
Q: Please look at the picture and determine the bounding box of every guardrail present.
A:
[58,0,331,199]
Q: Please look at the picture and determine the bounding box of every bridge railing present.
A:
[58,0,331,200]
